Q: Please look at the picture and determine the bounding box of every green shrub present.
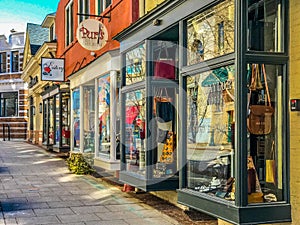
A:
[67,153,95,175]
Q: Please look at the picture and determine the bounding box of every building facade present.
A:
[55,0,138,169]
[0,32,27,140]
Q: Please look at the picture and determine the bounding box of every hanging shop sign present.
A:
[76,19,108,51]
[41,58,65,81]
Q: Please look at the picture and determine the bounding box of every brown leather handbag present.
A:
[247,64,274,135]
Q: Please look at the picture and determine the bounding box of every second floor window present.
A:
[0,92,18,117]
[0,52,6,73]
[66,1,74,46]
[11,51,19,72]
[79,0,89,23]
[97,0,111,14]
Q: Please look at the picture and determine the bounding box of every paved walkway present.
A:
[0,141,179,225]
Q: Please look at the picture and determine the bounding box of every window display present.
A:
[83,85,95,154]
[152,86,177,178]
[54,94,60,147]
[187,0,234,65]
[125,89,146,174]
[61,93,70,147]
[248,0,284,52]
[98,75,111,159]
[247,63,283,204]
[125,43,146,85]
[72,88,80,151]
[186,65,235,200]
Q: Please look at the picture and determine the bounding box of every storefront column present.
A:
[110,70,118,161]
[94,79,100,157]
[79,85,84,153]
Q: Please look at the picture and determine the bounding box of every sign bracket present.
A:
[77,13,111,22]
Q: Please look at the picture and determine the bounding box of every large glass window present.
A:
[11,51,19,72]
[98,75,111,159]
[96,0,111,14]
[72,88,80,151]
[0,92,18,117]
[0,52,6,73]
[49,97,55,145]
[62,93,70,147]
[65,1,74,46]
[125,89,146,174]
[54,94,60,147]
[125,43,146,85]
[247,63,284,204]
[83,85,95,154]
[78,0,89,23]
[186,65,235,200]
[248,0,284,52]
[187,0,234,65]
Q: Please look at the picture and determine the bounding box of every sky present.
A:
[0,0,60,38]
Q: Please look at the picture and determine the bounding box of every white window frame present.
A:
[96,0,112,15]
[78,0,89,24]
[65,0,74,47]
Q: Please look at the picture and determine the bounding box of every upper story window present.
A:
[11,51,19,72]
[50,23,56,41]
[78,0,89,23]
[65,1,74,46]
[96,0,111,14]
[0,52,6,73]
[0,92,18,117]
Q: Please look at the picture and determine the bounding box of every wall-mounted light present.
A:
[32,106,36,116]
[153,19,162,26]
[90,51,97,57]
[39,103,43,113]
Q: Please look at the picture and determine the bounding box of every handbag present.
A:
[154,88,174,122]
[247,156,264,203]
[160,131,175,163]
[266,141,276,184]
[247,64,274,135]
[62,129,70,138]
[154,43,175,80]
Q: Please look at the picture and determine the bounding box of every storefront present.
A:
[69,50,121,171]
[115,0,291,224]
[41,84,70,152]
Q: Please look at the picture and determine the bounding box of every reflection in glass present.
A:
[125,43,146,85]
[83,86,95,154]
[54,94,60,147]
[247,63,283,204]
[98,75,111,159]
[248,0,284,52]
[187,0,234,65]
[153,86,177,178]
[72,88,80,151]
[125,89,146,175]
[61,93,70,147]
[186,66,235,201]
[49,97,55,145]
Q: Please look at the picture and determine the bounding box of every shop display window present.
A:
[124,89,146,175]
[152,86,177,178]
[54,94,60,147]
[248,0,284,52]
[98,74,111,159]
[49,97,55,145]
[61,93,70,147]
[72,88,80,151]
[246,63,284,204]
[125,43,146,85]
[186,65,235,201]
[83,85,95,154]
[186,0,234,65]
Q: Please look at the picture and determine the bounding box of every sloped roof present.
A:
[26,23,49,55]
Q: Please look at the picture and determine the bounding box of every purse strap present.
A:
[262,64,271,107]
[248,64,272,110]
[157,42,169,59]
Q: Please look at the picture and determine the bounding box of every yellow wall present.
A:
[289,0,300,223]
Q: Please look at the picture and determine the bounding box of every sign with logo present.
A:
[41,58,65,81]
[76,19,108,51]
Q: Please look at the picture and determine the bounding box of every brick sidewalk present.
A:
[0,141,180,225]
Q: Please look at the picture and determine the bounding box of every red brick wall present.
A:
[55,0,137,78]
